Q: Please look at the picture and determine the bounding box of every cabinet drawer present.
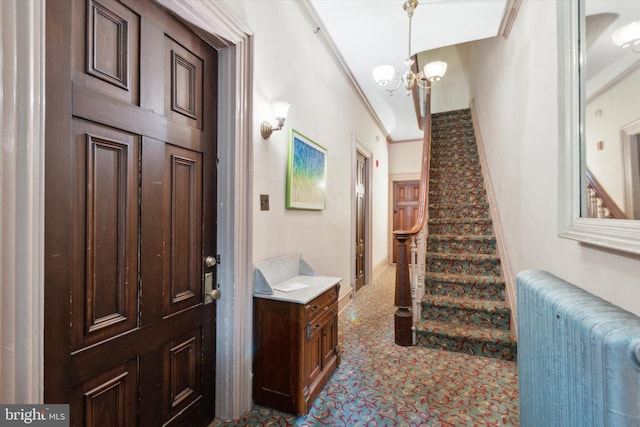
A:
[304,286,338,324]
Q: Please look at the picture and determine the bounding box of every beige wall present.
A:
[469,0,640,316]
[226,0,390,295]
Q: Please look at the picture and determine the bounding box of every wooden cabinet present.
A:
[253,284,340,415]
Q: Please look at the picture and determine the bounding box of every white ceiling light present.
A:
[611,20,640,52]
[372,0,447,95]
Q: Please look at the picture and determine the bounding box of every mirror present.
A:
[558,0,640,255]
[583,1,640,220]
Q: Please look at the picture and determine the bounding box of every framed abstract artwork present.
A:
[286,129,327,210]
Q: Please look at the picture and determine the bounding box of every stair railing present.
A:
[394,88,432,346]
[585,168,626,219]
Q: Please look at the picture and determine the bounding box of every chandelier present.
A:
[373,0,447,95]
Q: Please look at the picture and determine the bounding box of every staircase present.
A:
[414,109,517,361]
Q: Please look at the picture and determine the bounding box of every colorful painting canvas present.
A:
[286,130,327,210]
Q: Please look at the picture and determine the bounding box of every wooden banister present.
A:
[585,168,626,219]
[393,87,432,346]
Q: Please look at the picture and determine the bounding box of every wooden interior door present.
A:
[392,181,420,263]
[355,152,367,291]
[45,0,218,425]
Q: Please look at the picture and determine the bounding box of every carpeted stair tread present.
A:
[428,234,496,242]
[423,270,506,301]
[424,271,505,286]
[428,218,494,236]
[428,218,492,225]
[414,319,517,361]
[422,295,510,314]
[426,251,500,263]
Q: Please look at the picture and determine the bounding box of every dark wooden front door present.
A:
[355,152,367,291]
[392,181,420,263]
[45,1,217,425]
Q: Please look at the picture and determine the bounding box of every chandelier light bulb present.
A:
[373,65,396,86]
[423,61,448,82]
[611,20,640,50]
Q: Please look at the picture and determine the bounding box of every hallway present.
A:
[213,266,519,426]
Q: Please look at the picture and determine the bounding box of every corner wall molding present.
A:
[295,0,390,142]
[498,0,522,39]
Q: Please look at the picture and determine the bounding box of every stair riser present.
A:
[421,305,511,330]
[425,257,501,276]
[428,220,493,235]
[430,186,486,199]
[429,166,482,180]
[430,195,488,205]
[424,278,505,300]
[430,158,480,169]
[427,237,496,254]
[414,332,517,361]
[430,176,484,190]
[428,206,490,219]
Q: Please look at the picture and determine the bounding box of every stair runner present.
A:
[414,108,517,361]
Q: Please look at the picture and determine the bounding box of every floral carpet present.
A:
[211,266,519,426]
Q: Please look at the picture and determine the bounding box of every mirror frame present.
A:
[557,0,640,255]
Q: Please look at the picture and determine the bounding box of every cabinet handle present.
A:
[311,305,319,312]
[306,322,322,341]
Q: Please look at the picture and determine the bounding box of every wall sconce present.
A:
[261,101,290,140]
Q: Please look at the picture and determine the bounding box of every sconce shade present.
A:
[423,61,448,82]
[273,101,290,119]
[373,65,395,86]
[612,21,640,48]
[261,100,290,140]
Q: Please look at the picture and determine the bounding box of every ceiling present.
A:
[301,0,512,142]
[584,0,640,99]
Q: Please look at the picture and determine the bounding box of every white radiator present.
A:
[517,270,640,427]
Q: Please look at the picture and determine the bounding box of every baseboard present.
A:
[470,101,518,339]
[372,258,390,281]
[338,287,353,315]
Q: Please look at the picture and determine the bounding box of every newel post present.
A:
[394,232,413,346]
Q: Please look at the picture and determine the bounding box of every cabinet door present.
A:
[304,321,323,390]
[321,306,339,369]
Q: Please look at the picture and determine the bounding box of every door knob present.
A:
[208,289,221,300]
[205,255,217,267]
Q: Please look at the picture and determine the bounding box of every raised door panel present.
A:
[73,359,138,427]
[321,305,339,370]
[165,37,203,131]
[71,119,140,350]
[73,0,140,105]
[163,329,203,424]
[164,146,203,316]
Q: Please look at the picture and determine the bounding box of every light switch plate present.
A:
[260,194,269,211]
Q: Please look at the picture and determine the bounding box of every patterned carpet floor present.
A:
[211,266,519,426]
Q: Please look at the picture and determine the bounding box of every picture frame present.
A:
[286,129,327,210]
